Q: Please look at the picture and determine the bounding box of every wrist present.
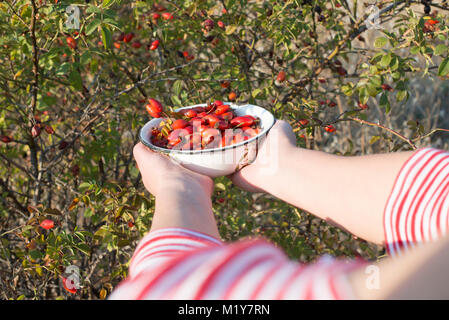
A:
[154,175,212,198]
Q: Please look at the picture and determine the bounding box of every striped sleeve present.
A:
[109,227,366,300]
[383,148,449,257]
[127,227,223,279]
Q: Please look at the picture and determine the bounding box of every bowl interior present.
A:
[139,102,275,154]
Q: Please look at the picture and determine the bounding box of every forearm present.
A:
[349,234,449,299]
[249,147,414,244]
[150,179,220,239]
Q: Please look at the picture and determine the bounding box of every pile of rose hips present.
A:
[145,99,261,151]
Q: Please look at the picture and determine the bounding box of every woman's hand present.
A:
[133,142,213,198]
[133,142,219,237]
[229,120,296,193]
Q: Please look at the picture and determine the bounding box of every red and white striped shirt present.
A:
[384,148,449,256]
[109,148,449,300]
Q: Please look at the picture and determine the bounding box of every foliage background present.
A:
[1,0,449,299]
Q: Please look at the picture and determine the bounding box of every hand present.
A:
[229,120,296,193]
[133,142,214,197]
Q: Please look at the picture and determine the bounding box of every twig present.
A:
[413,128,449,142]
[345,117,417,150]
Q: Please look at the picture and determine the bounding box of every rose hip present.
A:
[215,104,230,115]
[184,109,197,118]
[230,116,254,128]
[66,36,77,49]
[203,114,220,127]
[150,100,261,151]
[221,112,234,121]
[150,40,160,50]
[123,32,134,43]
[172,119,189,130]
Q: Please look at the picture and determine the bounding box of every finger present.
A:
[133,142,153,167]
[133,142,169,175]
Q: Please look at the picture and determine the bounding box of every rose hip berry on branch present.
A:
[149,101,262,151]
[66,36,77,49]
[123,32,134,43]
[162,12,174,20]
[131,41,142,49]
[423,19,439,33]
[152,13,160,21]
[0,135,13,143]
[328,101,337,108]
[203,19,214,31]
[324,125,336,133]
[228,92,237,101]
[150,40,160,50]
[145,98,163,118]
[298,119,309,127]
[358,102,369,110]
[31,124,41,138]
[43,124,54,134]
[276,70,286,82]
[40,219,55,230]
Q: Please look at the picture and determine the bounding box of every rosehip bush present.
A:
[1,0,449,299]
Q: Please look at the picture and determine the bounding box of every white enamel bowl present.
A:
[139,103,275,178]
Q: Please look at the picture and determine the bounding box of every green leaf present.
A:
[94,226,109,239]
[29,250,42,260]
[358,87,368,105]
[252,88,262,98]
[86,5,101,14]
[90,58,99,73]
[438,57,449,77]
[341,83,353,96]
[80,51,91,65]
[43,208,62,216]
[78,182,91,191]
[367,84,378,97]
[434,44,447,56]
[379,53,392,68]
[215,182,226,191]
[103,18,122,30]
[101,25,112,50]
[225,25,237,35]
[374,37,387,48]
[410,46,420,55]
[85,18,101,36]
[41,95,57,107]
[83,208,94,218]
[75,243,91,255]
[172,80,183,97]
[55,62,70,75]
[171,95,182,106]
[369,135,380,144]
[379,92,390,113]
[102,0,116,8]
[396,90,408,102]
[69,70,83,91]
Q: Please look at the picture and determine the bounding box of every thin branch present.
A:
[413,128,449,142]
[345,117,417,150]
